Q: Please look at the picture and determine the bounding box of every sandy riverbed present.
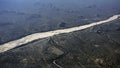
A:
[0,14,120,53]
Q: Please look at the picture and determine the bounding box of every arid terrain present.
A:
[0,0,120,44]
[0,0,120,68]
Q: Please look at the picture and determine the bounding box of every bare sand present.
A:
[0,14,120,53]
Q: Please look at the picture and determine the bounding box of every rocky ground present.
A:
[0,18,120,68]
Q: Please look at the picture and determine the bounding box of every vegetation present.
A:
[0,19,120,68]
